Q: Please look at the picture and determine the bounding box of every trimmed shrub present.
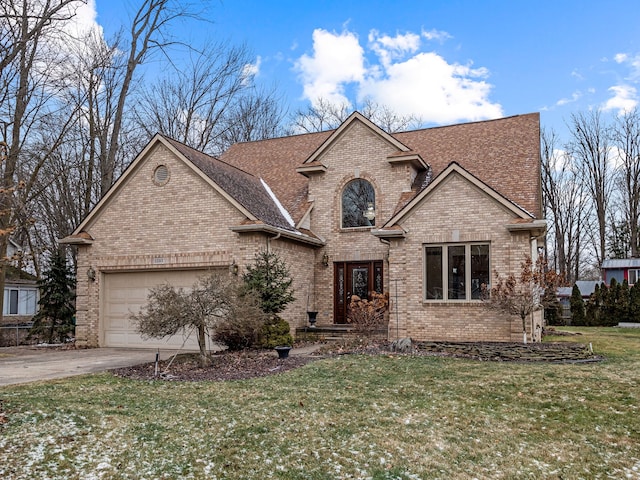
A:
[259,316,293,348]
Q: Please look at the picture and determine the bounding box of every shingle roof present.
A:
[163,136,297,232]
[220,113,542,223]
[220,130,334,222]
[394,113,541,218]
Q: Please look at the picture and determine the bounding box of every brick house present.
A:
[60,112,546,349]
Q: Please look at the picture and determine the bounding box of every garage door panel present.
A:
[102,270,213,349]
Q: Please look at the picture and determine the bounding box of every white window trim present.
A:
[423,242,490,302]
[3,286,39,316]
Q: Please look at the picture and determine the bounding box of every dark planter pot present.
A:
[275,345,292,359]
[307,311,318,327]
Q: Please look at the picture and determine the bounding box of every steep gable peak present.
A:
[303,111,412,164]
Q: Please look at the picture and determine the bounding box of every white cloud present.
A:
[359,52,502,123]
[242,56,261,84]
[295,27,502,124]
[614,53,628,63]
[603,85,638,114]
[556,91,583,106]
[368,30,420,67]
[619,53,640,80]
[421,29,452,42]
[295,29,366,106]
[62,0,100,39]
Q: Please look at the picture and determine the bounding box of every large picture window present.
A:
[424,243,490,301]
[341,179,375,228]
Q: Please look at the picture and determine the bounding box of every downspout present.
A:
[379,237,395,339]
[266,232,281,253]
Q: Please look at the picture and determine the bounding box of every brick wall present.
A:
[307,121,417,326]
[389,172,537,342]
[75,143,264,346]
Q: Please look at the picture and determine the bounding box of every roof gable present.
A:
[68,134,296,238]
[383,161,535,228]
[303,111,411,164]
[394,113,541,217]
[163,137,295,231]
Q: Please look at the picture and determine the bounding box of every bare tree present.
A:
[290,97,421,134]
[0,0,87,317]
[482,255,562,344]
[101,0,201,194]
[612,108,640,257]
[0,0,84,74]
[541,128,588,283]
[220,87,288,146]
[568,110,613,268]
[134,41,272,155]
[131,273,267,366]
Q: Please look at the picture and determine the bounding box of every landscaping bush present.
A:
[347,292,388,336]
[259,316,293,348]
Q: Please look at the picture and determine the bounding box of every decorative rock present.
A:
[391,338,413,353]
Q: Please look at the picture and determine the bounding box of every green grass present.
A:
[1,328,640,479]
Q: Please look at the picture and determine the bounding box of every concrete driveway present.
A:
[0,346,174,386]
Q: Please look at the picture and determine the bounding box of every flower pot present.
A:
[307,311,318,327]
[275,345,292,359]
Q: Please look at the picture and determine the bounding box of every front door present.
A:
[334,261,383,324]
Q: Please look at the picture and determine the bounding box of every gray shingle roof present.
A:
[163,136,296,232]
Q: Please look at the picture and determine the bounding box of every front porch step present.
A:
[295,324,388,342]
[296,324,354,342]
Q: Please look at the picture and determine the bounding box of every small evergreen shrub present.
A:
[259,316,293,348]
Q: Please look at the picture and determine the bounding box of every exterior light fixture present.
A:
[322,253,329,267]
[229,261,239,275]
[87,266,96,282]
[363,202,376,221]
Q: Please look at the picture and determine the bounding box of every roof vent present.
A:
[153,165,169,185]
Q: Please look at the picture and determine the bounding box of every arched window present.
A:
[341,179,375,228]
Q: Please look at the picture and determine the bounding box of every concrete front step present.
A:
[296,324,388,342]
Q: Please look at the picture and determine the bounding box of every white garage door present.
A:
[102,270,214,349]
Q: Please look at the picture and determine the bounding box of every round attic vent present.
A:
[153,165,170,185]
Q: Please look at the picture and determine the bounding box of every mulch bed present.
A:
[110,337,602,382]
[111,349,319,382]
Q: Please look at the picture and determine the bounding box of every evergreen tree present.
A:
[242,251,296,348]
[619,279,631,323]
[570,284,586,326]
[601,279,620,327]
[629,282,640,322]
[585,283,601,326]
[242,250,295,316]
[29,252,76,344]
[543,287,563,326]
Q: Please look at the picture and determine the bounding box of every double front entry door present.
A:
[333,260,383,324]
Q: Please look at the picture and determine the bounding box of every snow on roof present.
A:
[260,178,295,227]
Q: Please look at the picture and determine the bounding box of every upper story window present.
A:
[341,179,375,228]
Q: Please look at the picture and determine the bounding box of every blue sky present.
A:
[88,0,640,137]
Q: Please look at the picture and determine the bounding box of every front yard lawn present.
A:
[1,327,639,479]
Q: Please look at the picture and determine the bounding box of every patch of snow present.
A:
[260,178,295,227]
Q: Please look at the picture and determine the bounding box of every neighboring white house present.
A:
[0,239,39,345]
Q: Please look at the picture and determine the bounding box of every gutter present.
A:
[229,224,325,247]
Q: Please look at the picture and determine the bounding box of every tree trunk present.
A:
[197,324,210,367]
